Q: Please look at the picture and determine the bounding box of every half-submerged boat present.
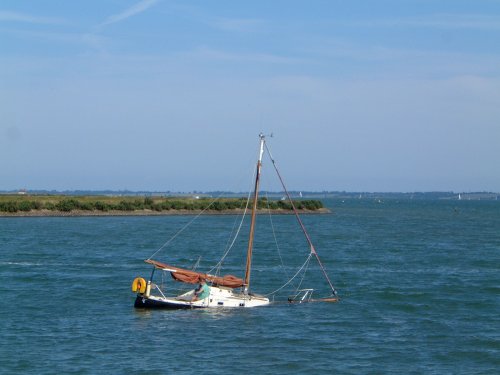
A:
[132,134,338,309]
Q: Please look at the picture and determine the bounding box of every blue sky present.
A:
[1,1,499,192]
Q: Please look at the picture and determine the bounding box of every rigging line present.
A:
[265,253,313,296]
[147,192,227,261]
[295,251,311,293]
[191,256,201,271]
[265,192,292,283]
[208,159,257,274]
[208,154,257,274]
[212,209,241,276]
[212,197,247,276]
[209,151,259,274]
[207,187,253,274]
[264,141,338,296]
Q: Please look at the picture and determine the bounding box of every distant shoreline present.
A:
[0,208,331,218]
[0,195,327,216]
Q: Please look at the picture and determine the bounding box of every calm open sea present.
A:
[1,199,499,374]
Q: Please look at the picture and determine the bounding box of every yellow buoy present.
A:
[132,277,147,294]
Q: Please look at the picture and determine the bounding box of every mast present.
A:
[244,133,265,293]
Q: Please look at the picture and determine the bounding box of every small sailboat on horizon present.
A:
[132,134,338,309]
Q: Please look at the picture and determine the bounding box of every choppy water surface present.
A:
[1,199,499,374]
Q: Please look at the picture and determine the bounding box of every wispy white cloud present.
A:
[350,14,500,31]
[299,35,500,79]
[100,0,160,28]
[0,27,84,44]
[212,17,265,33]
[402,14,500,30]
[185,46,308,65]
[84,0,160,54]
[0,10,65,25]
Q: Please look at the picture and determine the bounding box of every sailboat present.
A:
[132,134,338,309]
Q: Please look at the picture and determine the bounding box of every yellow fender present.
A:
[132,277,147,294]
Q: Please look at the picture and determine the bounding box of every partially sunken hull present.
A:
[134,295,204,309]
[134,286,270,309]
[131,135,339,309]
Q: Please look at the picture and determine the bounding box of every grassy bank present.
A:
[0,195,325,215]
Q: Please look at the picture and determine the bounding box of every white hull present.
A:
[135,285,270,309]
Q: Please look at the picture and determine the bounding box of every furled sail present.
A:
[145,259,245,288]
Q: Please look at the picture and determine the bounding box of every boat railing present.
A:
[151,282,195,300]
[288,289,314,303]
[151,283,168,299]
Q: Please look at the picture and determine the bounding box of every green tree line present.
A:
[0,196,323,213]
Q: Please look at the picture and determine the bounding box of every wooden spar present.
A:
[144,259,244,288]
[244,134,265,293]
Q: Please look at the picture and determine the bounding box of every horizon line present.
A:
[2,189,499,195]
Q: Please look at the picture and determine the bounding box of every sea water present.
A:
[0,199,499,374]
